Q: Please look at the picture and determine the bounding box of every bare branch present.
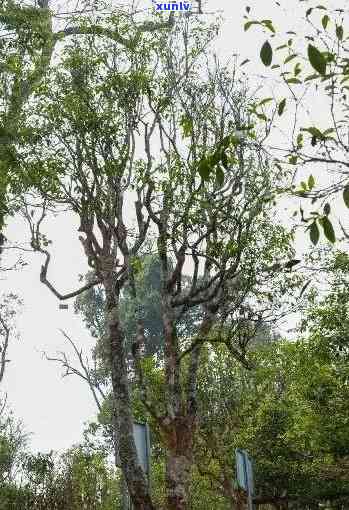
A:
[0,393,8,418]
[45,329,107,412]
[39,248,102,300]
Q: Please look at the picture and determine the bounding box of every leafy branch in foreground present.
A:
[241,1,349,244]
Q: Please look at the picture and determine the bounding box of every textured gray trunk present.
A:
[166,450,192,510]
[104,277,155,510]
[161,300,202,510]
[164,416,195,510]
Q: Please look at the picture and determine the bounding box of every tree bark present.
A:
[104,276,155,510]
[165,416,195,510]
[161,292,195,510]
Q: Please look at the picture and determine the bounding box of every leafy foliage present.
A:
[241,1,349,244]
[196,333,349,508]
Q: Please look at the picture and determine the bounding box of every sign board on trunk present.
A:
[115,422,151,476]
[235,448,255,510]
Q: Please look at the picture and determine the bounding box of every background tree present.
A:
[0,436,121,510]
[0,293,22,385]
[194,288,349,509]
[304,248,349,359]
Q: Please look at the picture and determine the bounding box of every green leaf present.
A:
[310,221,320,245]
[322,15,329,30]
[320,216,335,243]
[323,202,330,215]
[336,25,344,41]
[304,73,319,81]
[323,52,335,64]
[302,126,323,139]
[244,21,260,31]
[294,63,302,76]
[308,44,326,75]
[286,78,302,84]
[262,19,276,33]
[284,54,298,64]
[278,98,286,116]
[210,151,221,166]
[260,41,273,67]
[308,174,315,190]
[322,128,335,137]
[253,112,267,121]
[221,151,228,169]
[198,159,211,180]
[179,115,193,138]
[216,167,224,186]
[343,186,349,208]
[258,97,273,107]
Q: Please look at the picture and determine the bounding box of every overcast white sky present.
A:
[0,0,345,454]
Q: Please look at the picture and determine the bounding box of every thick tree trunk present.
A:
[165,416,195,510]
[161,306,215,509]
[166,452,192,510]
[104,277,155,510]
